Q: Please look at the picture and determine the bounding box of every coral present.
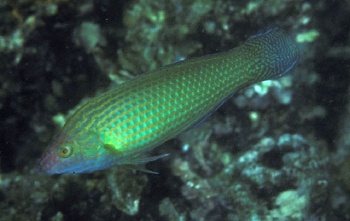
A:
[118,0,212,76]
[296,30,320,43]
[107,168,148,215]
[170,133,329,220]
[269,190,307,220]
[159,198,187,221]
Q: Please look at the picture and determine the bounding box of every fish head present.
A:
[38,130,109,174]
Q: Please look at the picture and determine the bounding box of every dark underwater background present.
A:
[1,0,350,220]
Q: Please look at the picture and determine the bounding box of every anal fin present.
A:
[125,153,170,174]
[126,153,170,165]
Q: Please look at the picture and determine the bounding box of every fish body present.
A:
[39,28,298,174]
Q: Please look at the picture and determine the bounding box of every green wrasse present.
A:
[39,28,298,174]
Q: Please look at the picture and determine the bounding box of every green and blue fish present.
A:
[39,28,298,174]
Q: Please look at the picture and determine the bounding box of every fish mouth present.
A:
[37,149,59,174]
[37,159,55,174]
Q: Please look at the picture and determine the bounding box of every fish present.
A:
[38,28,298,174]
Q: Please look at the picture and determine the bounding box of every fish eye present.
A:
[58,146,73,158]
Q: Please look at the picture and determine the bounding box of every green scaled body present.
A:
[39,28,298,174]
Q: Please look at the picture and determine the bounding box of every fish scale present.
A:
[39,28,298,174]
